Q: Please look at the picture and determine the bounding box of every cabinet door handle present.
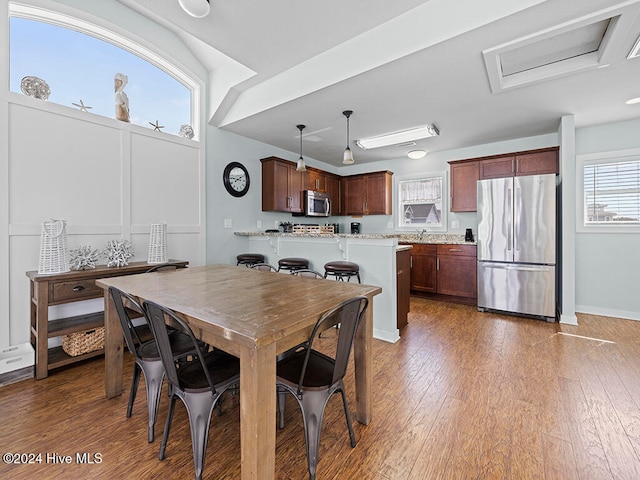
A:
[437,258,439,270]
[449,248,462,252]
[72,285,85,292]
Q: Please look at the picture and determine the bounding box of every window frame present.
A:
[8,2,200,139]
[395,171,448,232]
[576,147,640,233]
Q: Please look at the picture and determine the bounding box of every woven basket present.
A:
[62,327,105,357]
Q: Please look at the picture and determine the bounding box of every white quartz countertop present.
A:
[234,231,476,245]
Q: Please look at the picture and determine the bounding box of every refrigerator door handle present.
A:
[507,187,512,251]
[514,186,520,252]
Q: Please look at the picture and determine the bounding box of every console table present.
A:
[26,260,187,379]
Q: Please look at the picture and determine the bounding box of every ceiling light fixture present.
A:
[356,124,439,150]
[407,150,427,159]
[342,110,354,165]
[625,97,640,105]
[296,124,307,172]
[178,0,210,18]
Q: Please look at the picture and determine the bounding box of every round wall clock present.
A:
[223,162,250,197]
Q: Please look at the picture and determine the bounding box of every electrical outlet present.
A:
[387,221,393,229]
[451,220,460,229]
[275,220,280,229]
[224,218,232,229]
[257,220,262,229]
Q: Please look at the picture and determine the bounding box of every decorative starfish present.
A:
[72,99,92,112]
[149,120,164,132]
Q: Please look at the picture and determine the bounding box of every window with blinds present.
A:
[584,158,640,225]
[398,175,445,229]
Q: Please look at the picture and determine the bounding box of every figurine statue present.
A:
[114,73,130,122]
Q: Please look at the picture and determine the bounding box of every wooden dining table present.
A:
[95,264,382,480]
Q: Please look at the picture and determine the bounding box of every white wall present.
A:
[1,0,207,361]
[574,118,640,320]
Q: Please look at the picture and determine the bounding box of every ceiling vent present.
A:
[483,13,623,93]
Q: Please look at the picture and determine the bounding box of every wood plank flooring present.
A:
[2,297,640,479]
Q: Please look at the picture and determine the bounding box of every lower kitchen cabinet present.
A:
[406,243,477,305]
[396,248,411,329]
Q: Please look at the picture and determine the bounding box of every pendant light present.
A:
[296,124,307,172]
[178,0,210,18]
[342,110,354,165]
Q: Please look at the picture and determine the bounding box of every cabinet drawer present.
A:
[408,243,437,255]
[52,279,103,303]
[436,244,476,257]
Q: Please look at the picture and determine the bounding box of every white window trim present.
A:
[576,147,640,233]
[395,171,448,233]
[9,2,201,138]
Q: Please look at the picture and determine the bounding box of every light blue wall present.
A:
[574,118,640,320]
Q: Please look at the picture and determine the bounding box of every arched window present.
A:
[9,5,196,139]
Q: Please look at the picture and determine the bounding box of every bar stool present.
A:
[236,253,265,267]
[277,257,309,273]
[324,261,361,283]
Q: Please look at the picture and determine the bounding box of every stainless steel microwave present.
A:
[304,190,331,217]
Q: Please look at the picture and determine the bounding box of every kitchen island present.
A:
[235,231,403,342]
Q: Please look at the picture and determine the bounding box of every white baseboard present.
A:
[575,305,640,322]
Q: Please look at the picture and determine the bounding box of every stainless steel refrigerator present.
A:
[477,173,556,321]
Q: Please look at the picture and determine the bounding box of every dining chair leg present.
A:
[298,389,331,480]
[141,360,165,443]
[127,363,142,418]
[338,386,356,447]
[159,396,177,461]
[183,392,218,480]
[278,388,286,429]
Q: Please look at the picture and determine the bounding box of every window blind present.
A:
[584,159,640,224]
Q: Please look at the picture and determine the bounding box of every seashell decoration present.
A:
[179,124,195,139]
[21,76,51,100]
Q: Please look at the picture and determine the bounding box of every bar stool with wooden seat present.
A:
[236,253,265,267]
[277,257,309,273]
[324,261,361,283]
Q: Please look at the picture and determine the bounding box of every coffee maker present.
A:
[351,222,361,234]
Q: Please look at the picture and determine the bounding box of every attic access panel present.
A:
[483,13,624,93]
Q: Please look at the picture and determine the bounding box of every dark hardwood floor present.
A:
[2,297,640,479]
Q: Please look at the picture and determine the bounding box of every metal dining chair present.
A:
[145,262,188,273]
[143,300,240,480]
[292,269,325,279]
[276,296,369,480]
[251,262,278,272]
[109,286,199,443]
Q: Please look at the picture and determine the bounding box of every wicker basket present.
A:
[62,327,105,357]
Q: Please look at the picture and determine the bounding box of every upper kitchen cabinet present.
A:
[478,148,559,179]
[342,171,393,215]
[261,157,305,213]
[449,147,558,211]
[450,161,479,212]
[325,174,342,216]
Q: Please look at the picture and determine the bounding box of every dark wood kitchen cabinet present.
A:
[408,243,437,293]
[396,248,411,329]
[449,147,558,211]
[436,244,477,301]
[342,171,393,215]
[406,243,476,305]
[261,157,305,213]
[450,161,479,212]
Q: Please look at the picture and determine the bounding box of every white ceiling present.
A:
[117,0,640,168]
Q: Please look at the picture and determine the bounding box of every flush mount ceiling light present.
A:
[342,110,354,165]
[178,0,210,18]
[296,124,307,172]
[626,97,640,105]
[356,124,439,150]
[407,150,427,159]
